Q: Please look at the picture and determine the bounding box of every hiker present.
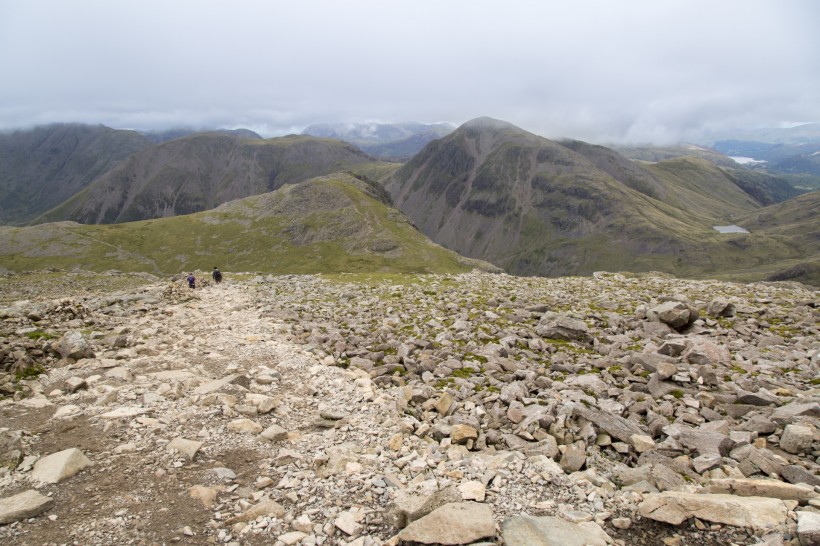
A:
[187,272,196,289]
[212,266,222,284]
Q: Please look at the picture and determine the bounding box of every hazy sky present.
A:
[1,0,818,143]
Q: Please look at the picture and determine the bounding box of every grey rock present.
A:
[771,403,820,425]
[706,478,818,502]
[649,301,693,330]
[64,376,87,393]
[560,441,586,472]
[392,485,462,528]
[780,424,815,454]
[668,427,734,457]
[502,514,611,546]
[797,511,820,546]
[167,437,203,460]
[52,331,95,360]
[0,489,54,524]
[536,314,589,342]
[640,491,789,530]
[572,404,646,445]
[707,298,736,318]
[398,502,496,545]
[31,447,93,484]
[781,465,820,487]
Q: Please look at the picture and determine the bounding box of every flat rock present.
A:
[572,404,645,445]
[707,478,818,502]
[227,418,263,434]
[188,485,218,508]
[31,448,92,484]
[797,511,820,546]
[260,423,288,442]
[0,489,55,524]
[782,465,820,487]
[639,491,789,530]
[226,499,285,524]
[167,437,203,460]
[398,502,496,545]
[771,403,820,425]
[392,485,461,528]
[99,406,150,419]
[502,514,611,546]
[192,374,241,395]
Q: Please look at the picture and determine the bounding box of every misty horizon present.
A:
[2,1,818,145]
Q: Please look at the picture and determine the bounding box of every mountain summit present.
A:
[385,118,817,281]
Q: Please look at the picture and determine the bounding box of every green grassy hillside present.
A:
[0,173,488,276]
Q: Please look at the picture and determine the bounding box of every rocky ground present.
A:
[0,269,818,546]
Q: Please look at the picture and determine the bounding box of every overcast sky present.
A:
[1,0,818,144]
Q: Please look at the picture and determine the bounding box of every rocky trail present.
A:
[0,270,818,545]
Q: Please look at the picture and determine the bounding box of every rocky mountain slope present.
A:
[0,173,486,276]
[0,269,817,545]
[0,124,152,225]
[384,118,818,284]
[37,134,387,225]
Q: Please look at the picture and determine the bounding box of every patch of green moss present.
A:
[15,363,45,381]
[24,330,57,340]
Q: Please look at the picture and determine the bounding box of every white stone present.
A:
[0,490,54,524]
[32,448,93,484]
[780,424,814,454]
[167,437,203,460]
[227,418,263,434]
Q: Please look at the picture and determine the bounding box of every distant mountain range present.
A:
[0,119,817,285]
[302,122,455,159]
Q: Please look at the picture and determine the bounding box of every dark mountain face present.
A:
[38,134,380,224]
[384,117,818,279]
[0,124,152,225]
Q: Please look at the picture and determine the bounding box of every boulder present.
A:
[502,514,611,546]
[397,502,496,545]
[52,331,95,360]
[639,491,789,530]
[649,301,693,330]
[797,511,820,546]
[167,437,203,460]
[0,489,54,524]
[391,485,461,528]
[536,314,589,342]
[780,424,814,454]
[31,448,92,484]
[706,478,818,503]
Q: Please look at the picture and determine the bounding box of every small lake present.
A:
[713,225,750,233]
[730,156,767,165]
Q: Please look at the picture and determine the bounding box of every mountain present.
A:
[36,133,390,225]
[0,124,152,225]
[302,122,455,159]
[0,172,492,275]
[384,117,818,282]
[141,127,263,143]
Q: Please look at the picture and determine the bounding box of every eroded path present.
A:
[1,279,402,545]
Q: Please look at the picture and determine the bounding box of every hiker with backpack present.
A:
[212,266,223,284]
[187,272,196,289]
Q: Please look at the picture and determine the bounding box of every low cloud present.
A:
[1,0,817,143]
